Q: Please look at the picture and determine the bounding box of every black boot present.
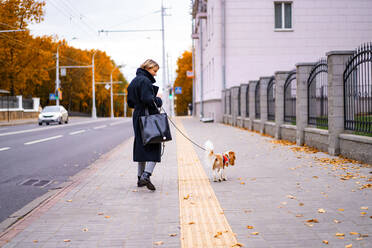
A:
[139,172,156,191]
[137,176,145,187]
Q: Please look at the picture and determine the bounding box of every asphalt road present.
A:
[0,118,133,223]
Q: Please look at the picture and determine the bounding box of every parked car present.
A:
[38,105,69,125]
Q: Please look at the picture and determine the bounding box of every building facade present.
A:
[192,0,372,122]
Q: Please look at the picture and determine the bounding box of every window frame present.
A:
[274,1,293,32]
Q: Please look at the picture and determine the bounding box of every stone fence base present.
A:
[0,110,39,121]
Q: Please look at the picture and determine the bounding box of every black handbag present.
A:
[139,101,172,145]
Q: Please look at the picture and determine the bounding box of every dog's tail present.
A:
[204,140,214,153]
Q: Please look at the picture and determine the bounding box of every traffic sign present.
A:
[105,84,110,90]
[175,87,182,94]
[49,93,56,100]
[186,71,194,78]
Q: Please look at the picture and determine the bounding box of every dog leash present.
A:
[161,107,206,152]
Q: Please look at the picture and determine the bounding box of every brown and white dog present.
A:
[204,140,236,182]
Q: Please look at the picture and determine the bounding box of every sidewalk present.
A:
[0,117,371,248]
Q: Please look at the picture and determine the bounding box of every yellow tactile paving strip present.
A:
[175,118,240,248]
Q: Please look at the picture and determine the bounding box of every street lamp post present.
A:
[110,68,115,118]
[92,51,97,119]
[56,45,60,106]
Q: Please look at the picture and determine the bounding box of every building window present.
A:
[274,2,292,30]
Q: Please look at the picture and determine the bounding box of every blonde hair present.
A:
[140,59,159,70]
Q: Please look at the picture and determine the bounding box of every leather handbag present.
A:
[139,101,172,145]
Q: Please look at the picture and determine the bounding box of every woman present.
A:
[127,59,162,191]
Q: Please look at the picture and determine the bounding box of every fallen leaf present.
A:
[360,212,367,216]
[360,206,368,210]
[132,189,138,192]
[356,237,363,241]
[154,241,164,245]
[287,195,296,199]
[299,203,304,206]
[169,233,177,237]
[98,212,104,215]
[231,243,244,247]
[335,233,345,237]
[214,231,223,238]
[349,232,359,235]
[251,232,259,235]
[104,216,110,219]
[66,200,72,202]
[240,182,245,185]
[338,208,345,212]
[334,219,341,223]
[237,177,242,180]
[251,178,256,181]
[306,219,319,223]
[183,194,190,200]
[244,210,252,214]
[322,240,329,244]
[296,214,304,217]
[305,223,314,227]
[33,240,38,243]
[318,208,326,213]
[64,239,71,242]
[345,244,352,248]
[188,221,195,225]
[313,176,319,179]
[360,234,369,237]
[338,237,345,240]
[281,202,287,205]
[82,228,88,232]
[246,225,254,229]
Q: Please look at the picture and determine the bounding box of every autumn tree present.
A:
[174,50,192,115]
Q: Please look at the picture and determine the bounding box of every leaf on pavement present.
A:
[231,243,244,247]
[306,219,319,223]
[318,208,326,213]
[251,232,259,235]
[296,214,304,217]
[240,182,245,185]
[104,216,110,219]
[214,231,223,238]
[338,208,345,212]
[64,239,71,242]
[287,195,296,199]
[322,240,329,244]
[33,240,38,243]
[98,212,104,215]
[360,206,368,210]
[345,244,352,248]
[154,241,164,245]
[169,233,177,237]
[246,225,254,229]
[183,194,190,200]
[299,203,304,206]
[335,233,345,237]
[82,228,88,232]
[334,219,341,223]
[360,212,367,216]
[188,221,195,225]
[66,200,72,202]
[349,232,359,235]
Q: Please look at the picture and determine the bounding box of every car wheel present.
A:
[46,122,49,125]
[58,118,62,125]
[65,118,68,124]
[38,122,42,126]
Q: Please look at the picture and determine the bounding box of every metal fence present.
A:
[246,85,249,117]
[0,96,18,109]
[344,43,372,135]
[267,77,275,121]
[255,82,260,119]
[308,59,328,128]
[238,87,241,116]
[284,70,297,124]
[22,98,34,109]
[229,91,232,115]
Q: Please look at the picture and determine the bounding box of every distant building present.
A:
[191,0,372,122]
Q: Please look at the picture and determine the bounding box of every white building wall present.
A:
[193,0,372,105]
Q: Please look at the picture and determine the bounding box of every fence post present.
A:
[221,89,226,123]
[17,95,23,110]
[248,80,258,130]
[295,63,315,146]
[259,77,271,133]
[327,50,354,155]
[274,71,289,139]
[231,86,240,126]
[239,84,248,127]
[226,88,232,125]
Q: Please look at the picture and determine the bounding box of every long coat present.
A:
[127,68,163,162]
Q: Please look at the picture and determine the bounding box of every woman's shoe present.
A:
[137,176,145,187]
[139,172,156,191]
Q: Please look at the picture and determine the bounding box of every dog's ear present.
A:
[228,151,236,165]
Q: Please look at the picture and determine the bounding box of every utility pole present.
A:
[110,70,114,118]
[161,0,166,97]
[56,46,60,106]
[92,52,97,119]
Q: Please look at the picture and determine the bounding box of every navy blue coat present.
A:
[127,68,163,162]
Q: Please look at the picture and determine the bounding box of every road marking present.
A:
[109,121,125,126]
[69,130,86,135]
[175,118,239,247]
[0,147,10,152]
[24,135,63,145]
[93,125,106,130]
[0,119,109,137]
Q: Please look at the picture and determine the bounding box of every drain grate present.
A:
[21,179,52,188]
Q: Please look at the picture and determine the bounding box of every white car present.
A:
[38,105,69,125]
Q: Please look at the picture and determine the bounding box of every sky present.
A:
[29,0,193,93]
